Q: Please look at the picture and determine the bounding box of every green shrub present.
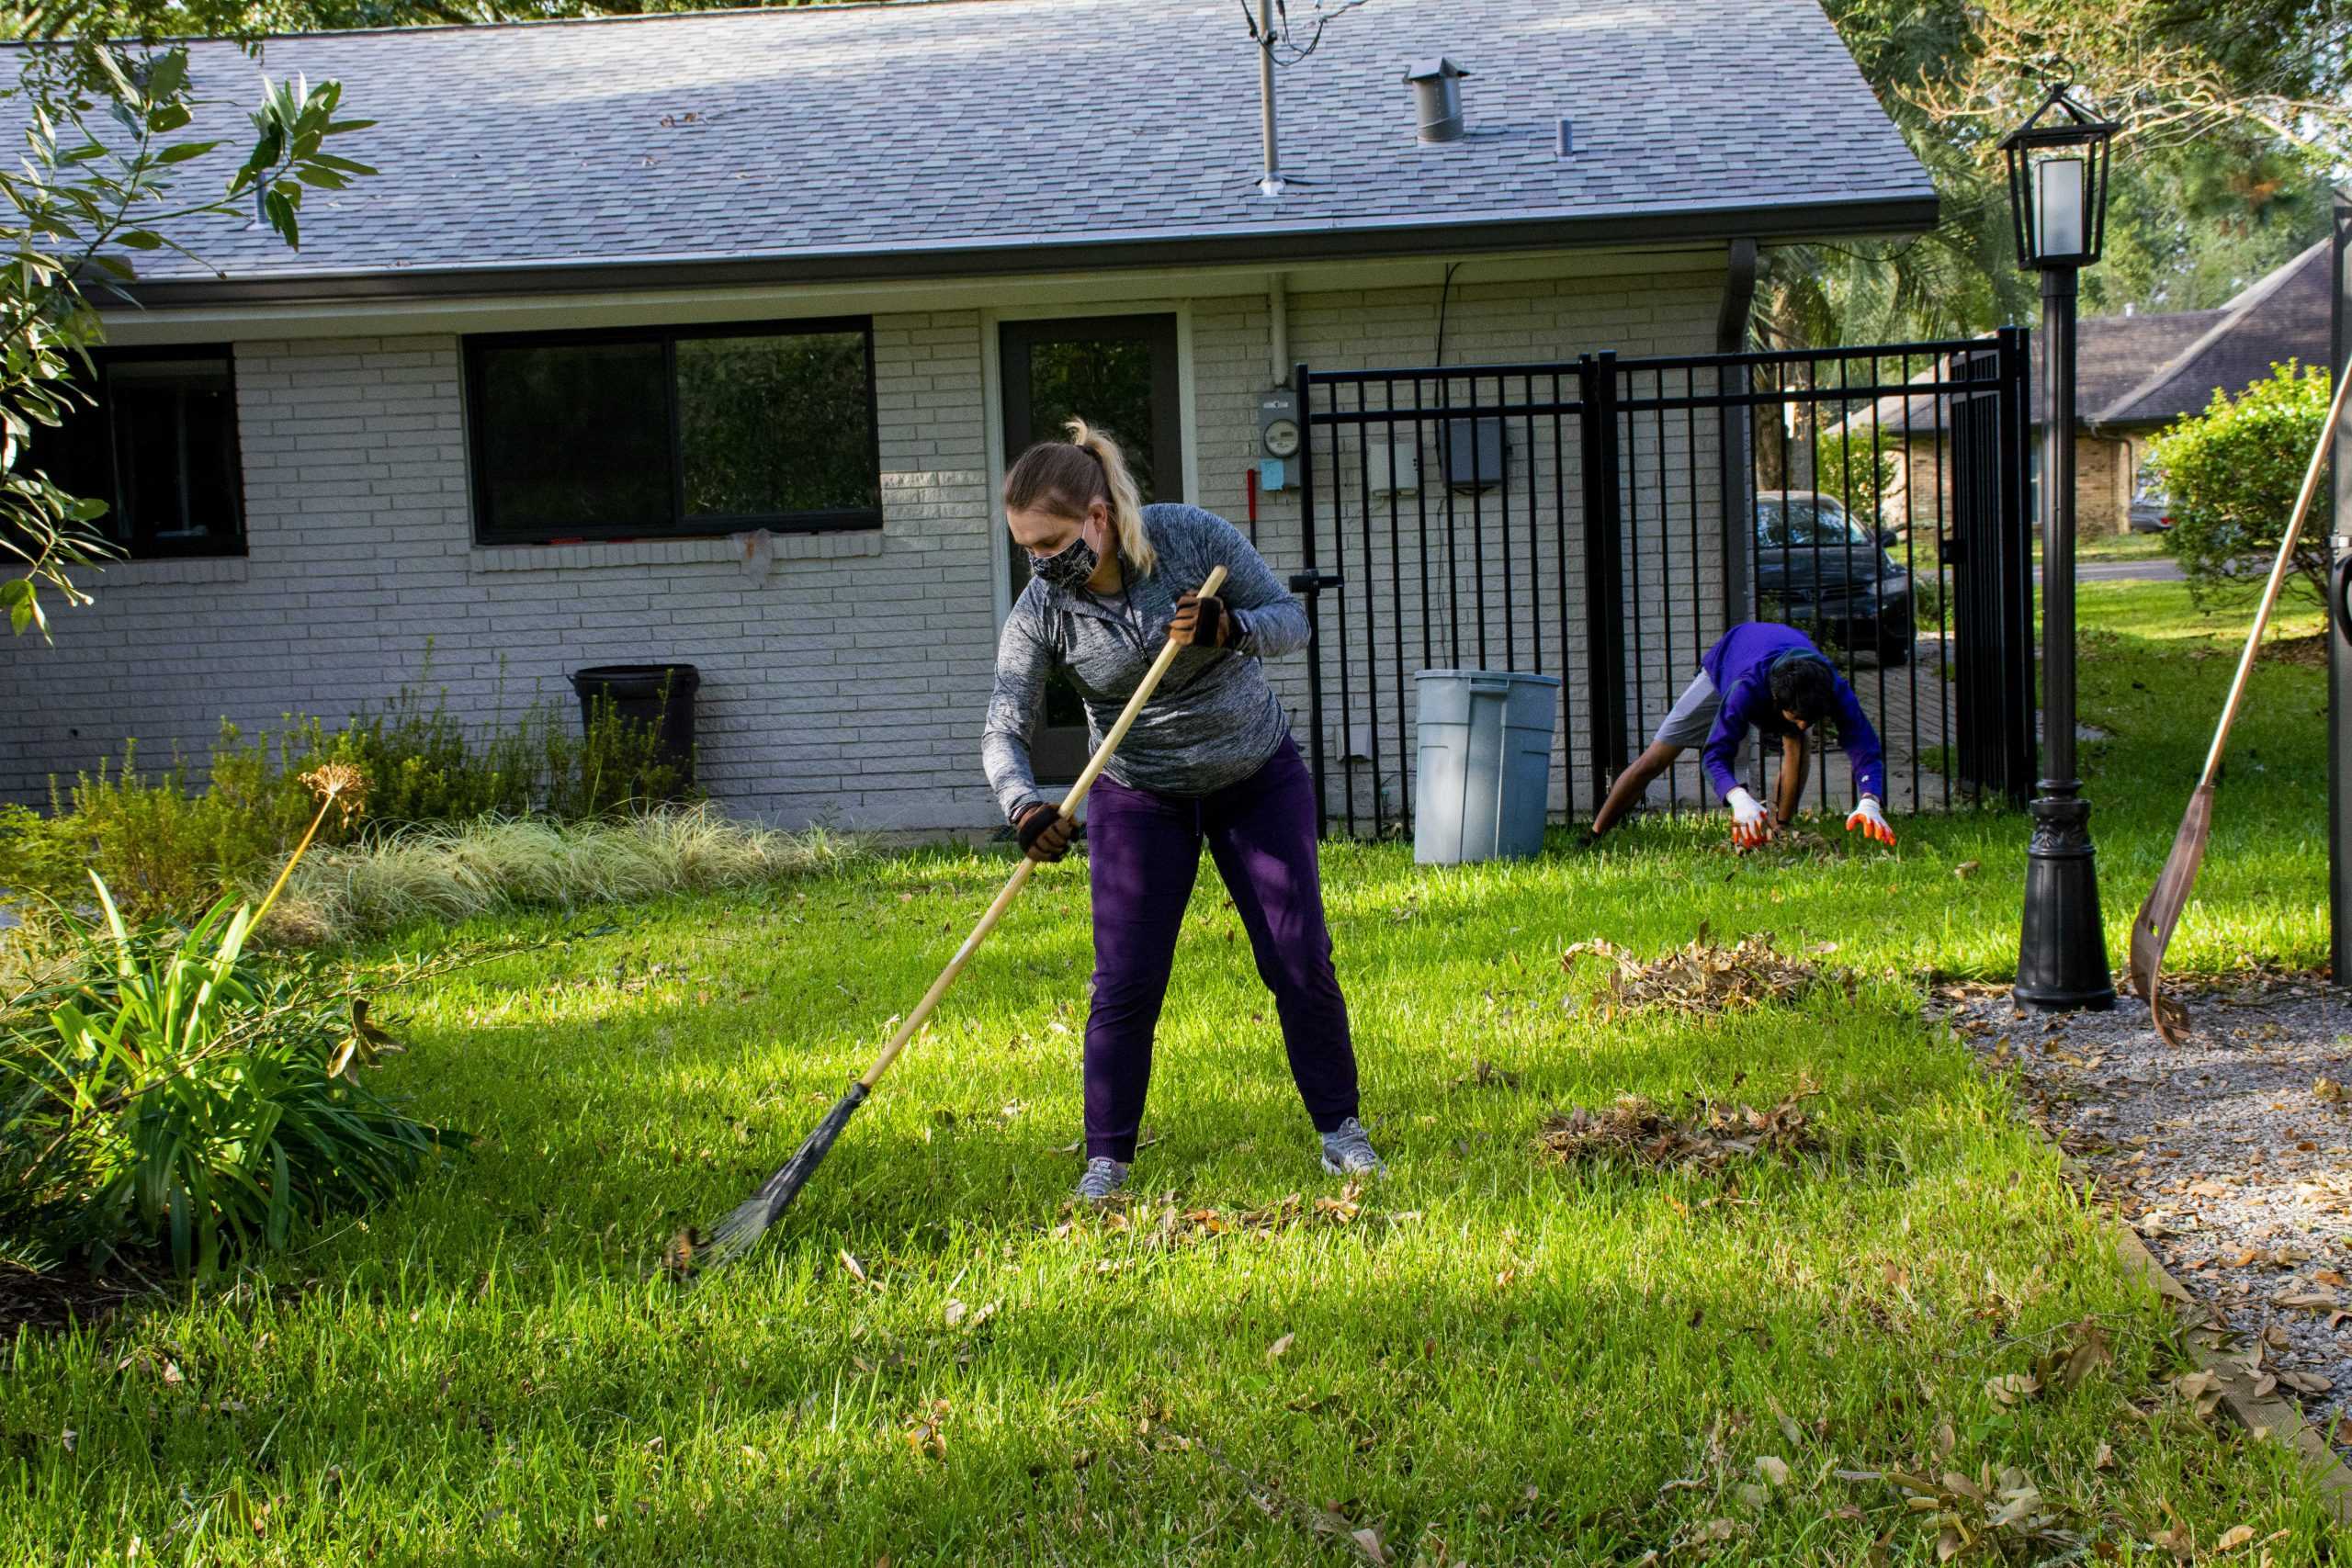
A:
[2,772,463,1277]
[2,734,315,919]
[2,673,698,925]
[1816,428,1899,523]
[2148,360,2333,616]
[275,674,693,827]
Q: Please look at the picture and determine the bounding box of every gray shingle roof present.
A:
[2093,239,2330,426]
[1836,242,2330,438]
[9,0,1934,300]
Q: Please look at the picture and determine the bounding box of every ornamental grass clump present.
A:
[1,765,464,1279]
[258,806,867,946]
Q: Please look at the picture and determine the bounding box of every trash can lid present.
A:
[1412,667,1562,688]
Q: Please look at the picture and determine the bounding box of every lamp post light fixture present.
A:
[2004,84,2120,1012]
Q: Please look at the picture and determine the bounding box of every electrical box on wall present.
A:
[1257,387,1301,491]
[1367,435,1419,495]
[1442,418,1506,490]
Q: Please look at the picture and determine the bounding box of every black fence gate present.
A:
[1293,330,2036,839]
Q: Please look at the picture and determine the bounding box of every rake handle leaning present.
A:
[2196,360,2352,788]
[856,565,1227,1090]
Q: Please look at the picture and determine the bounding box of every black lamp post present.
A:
[2005,85,2120,1012]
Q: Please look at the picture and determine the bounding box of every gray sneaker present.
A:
[1075,1156,1131,1202]
[1319,1117,1385,1178]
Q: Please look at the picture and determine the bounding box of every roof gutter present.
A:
[96,195,1938,312]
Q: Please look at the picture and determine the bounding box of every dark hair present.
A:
[1768,653,1838,726]
[1001,418,1156,574]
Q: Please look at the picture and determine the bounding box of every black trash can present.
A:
[569,664,701,787]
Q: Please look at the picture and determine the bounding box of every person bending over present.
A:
[1588,621,1897,849]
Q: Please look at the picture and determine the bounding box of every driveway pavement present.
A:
[2041,558,2186,583]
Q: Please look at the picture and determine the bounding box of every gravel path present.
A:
[1939,977,2352,1453]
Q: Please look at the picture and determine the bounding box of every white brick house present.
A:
[0,0,1934,831]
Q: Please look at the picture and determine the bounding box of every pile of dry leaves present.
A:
[1563,926,1856,1020]
[1535,1081,1822,1172]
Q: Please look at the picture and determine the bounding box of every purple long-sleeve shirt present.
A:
[1698,623,1886,803]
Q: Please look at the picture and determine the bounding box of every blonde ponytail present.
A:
[1001,417,1159,578]
[1063,418,1156,577]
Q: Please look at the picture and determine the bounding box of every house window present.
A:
[33,348,244,559]
[464,319,881,545]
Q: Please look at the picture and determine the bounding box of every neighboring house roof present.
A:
[2092,239,2330,427]
[6,0,1937,307]
[1835,239,2329,441]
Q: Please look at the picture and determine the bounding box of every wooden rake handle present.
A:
[856,565,1228,1089]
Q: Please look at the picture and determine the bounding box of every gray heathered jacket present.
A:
[982,502,1309,823]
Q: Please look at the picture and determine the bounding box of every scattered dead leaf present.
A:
[902,1398,950,1461]
[2172,1369,2224,1421]
[1985,1372,2041,1406]
[2272,1290,2340,1312]
[1267,1333,1295,1364]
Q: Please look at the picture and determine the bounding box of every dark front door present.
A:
[999,314,1184,783]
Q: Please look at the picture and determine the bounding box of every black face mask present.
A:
[1030,530,1100,591]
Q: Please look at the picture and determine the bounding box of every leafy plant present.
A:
[1,765,462,1276]
[2147,361,2333,618]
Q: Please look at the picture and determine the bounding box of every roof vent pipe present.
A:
[1405,58,1470,143]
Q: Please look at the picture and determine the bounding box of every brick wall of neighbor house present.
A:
[0,263,1726,831]
[1890,430,2130,539]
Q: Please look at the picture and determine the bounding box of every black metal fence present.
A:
[1292,330,2036,839]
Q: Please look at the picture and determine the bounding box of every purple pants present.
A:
[1081,737,1359,1161]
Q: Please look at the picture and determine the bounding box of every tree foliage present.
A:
[2,34,376,637]
[1815,429,1901,524]
[1769,0,2341,350]
[2147,361,2334,618]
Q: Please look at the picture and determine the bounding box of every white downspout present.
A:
[1269,271,1289,384]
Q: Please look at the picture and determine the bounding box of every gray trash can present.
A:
[1413,669,1562,864]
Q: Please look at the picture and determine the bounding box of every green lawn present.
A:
[2072,530,2176,563]
[3,581,2340,1562]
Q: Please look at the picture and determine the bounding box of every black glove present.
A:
[1015,803,1073,863]
[1174,592,1228,649]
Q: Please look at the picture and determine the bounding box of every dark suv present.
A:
[1753,492,1916,665]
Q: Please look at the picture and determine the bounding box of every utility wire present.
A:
[1240,0,1374,67]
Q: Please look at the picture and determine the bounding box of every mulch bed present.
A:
[0,1263,151,1338]
[2262,633,2329,669]
[1939,974,2352,1453]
